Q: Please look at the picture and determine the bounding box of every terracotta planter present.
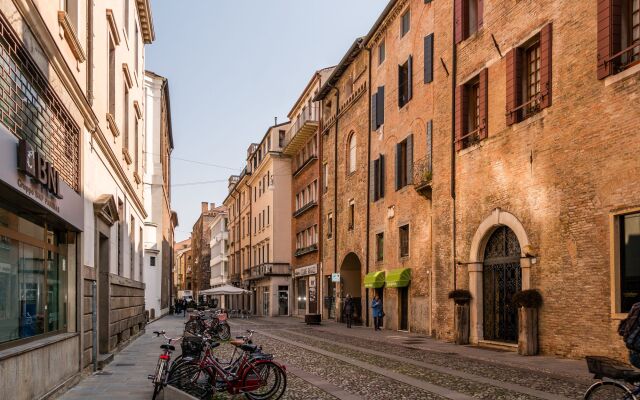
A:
[454,303,470,345]
[518,307,539,355]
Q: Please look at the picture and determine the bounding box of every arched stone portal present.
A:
[340,253,363,324]
[467,208,533,344]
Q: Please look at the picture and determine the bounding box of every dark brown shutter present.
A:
[455,0,464,44]
[407,56,413,101]
[395,143,402,190]
[371,93,378,130]
[371,159,378,201]
[479,68,488,140]
[424,34,434,83]
[539,23,553,109]
[377,86,385,126]
[455,85,465,151]
[478,0,484,28]
[406,134,414,185]
[597,0,622,79]
[506,48,523,126]
[379,154,385,198]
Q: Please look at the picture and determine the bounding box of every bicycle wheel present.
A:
[584,381,636,400]
[242,361,286,400]
[184,320,203,335]
[218,323,231,341]
[167,361,214,399]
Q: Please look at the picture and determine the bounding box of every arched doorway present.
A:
[340,253,362,324]
[482,226,522,343]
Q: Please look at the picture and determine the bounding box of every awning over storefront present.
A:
[364,271,386,288]
[385,268,411,288]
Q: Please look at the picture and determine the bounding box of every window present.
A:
[279,130,286,147]
[376,232,384,262]
[323,163,329,193]
[117,199,124,275]
[371,86,385,130]
[267,206,270,225]
[327,213,333,239]
[135,119,139,173]
[378,40,386,65]
[456,69,488,150]
[399,224,410,258]
[108,33,116,116]
[348,201,355,230]
[398,57,413,107]
[424,34,434,83]
[506,25,552,125]
[401,9,411,37]
[124,0,130,36]
[123,85,129,152]
[455,0,483,43]
[64,0,79,33]
[130,216,135,279]
[598,0,640,78]
[395,135,413,190]
[372,154,385,201]
[348,133,357,174]
[150,256,156,267]
[620,212,640,312]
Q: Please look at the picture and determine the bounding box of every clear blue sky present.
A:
[146,1,388,241]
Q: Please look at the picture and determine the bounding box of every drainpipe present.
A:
[451,0,458,291]
[365,47,373,328]
[316,73,323,318]
[333,86,340,317]
[86,0,93,105]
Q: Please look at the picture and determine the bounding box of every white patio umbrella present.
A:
[200,285,251,296]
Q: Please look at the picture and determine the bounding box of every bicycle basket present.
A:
[181,336,204,358]
[217,313,227,322]
[586,356,638,380]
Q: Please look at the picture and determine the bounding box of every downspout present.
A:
[365,47,373,328]
[316,73,324,318]
[333,86,340,317]
[451,1,458,291]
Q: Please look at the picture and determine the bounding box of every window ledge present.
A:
[293,156,318,177]
[107,113,120,137]
[58,12,86,63]
[0,332,78,362]
[605,63,640,86]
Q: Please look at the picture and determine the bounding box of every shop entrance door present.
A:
[262,290,270,317]
[278,286,289,316]
[399,287,408,331]
[296,279,306,315]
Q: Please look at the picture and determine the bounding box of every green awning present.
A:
[385,268,411,288]
[364,271,386,288]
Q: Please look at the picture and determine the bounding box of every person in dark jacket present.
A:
[343,294,354,328]
[372,295,383,331]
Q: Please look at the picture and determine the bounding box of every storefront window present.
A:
[621,212,640,312]
[297,278,307,312]
[0,206,71,345]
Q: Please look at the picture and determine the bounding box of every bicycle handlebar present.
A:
[153,330,182,342]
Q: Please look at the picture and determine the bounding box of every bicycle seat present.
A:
[230,339,244,347]
[161,344,175,351]
[241,344,258,353]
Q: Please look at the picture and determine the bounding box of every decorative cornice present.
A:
[133,171,141,184]
[122,63,133,89]
[106,113,120,137]
[135,0,155,44]
[133,100,142,119]
[57,11,85,62]
[106,9,121,45]
[366,0,409,48]
[122,147,132,165]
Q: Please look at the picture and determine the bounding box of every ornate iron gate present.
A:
[483,226,522,343]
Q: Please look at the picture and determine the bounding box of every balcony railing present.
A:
[413,157,433,199]
[282,104,319,155]
[294,243,318,257]
[247,263,291,281]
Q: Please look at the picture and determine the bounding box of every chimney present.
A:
[209,203,215,211]
[201,202,208,213]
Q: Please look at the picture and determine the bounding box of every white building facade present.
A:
[143,71,174,320]
[209,211,229,288]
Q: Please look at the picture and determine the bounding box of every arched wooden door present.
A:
[483,226,522,343]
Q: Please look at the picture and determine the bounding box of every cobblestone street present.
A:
[59,315,595,399]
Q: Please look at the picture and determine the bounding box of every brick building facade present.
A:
[191,203,225,299]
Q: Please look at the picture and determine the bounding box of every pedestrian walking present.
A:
[372,295,383,331]
[343,294,354,328]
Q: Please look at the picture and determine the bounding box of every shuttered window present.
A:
[372,86,385,130]
[598,0,640,78]
[398,56,413,107]
[395,135,413,190]
[456,69,487,150]
[401,9,411,37]
[455,0,483,43]
[371,154,385,202]
[424,34,434,83]
[506,24,552,124]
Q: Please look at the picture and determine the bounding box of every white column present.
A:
[468,262,483,343]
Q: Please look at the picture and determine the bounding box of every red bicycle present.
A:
[169,335,286,399]
[148,330,183,400]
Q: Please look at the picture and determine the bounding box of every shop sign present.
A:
[294,264,317,277]
[331,272,340,282]
[309,276,316,288]
[17,139,63,199]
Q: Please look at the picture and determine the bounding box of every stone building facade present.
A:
[174,238,192,293]
[317,39,370,324]
[282,68,334,317]
[190,202,224,300]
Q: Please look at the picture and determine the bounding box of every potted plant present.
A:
[512,289,543,356]
[449,289,472,345]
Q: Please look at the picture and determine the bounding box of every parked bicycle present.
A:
[185,310,231,341]
[148,330,183,400]
[168,330,286,399]
[584,356,640,399]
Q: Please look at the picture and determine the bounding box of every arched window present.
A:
[348,133,356,173]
